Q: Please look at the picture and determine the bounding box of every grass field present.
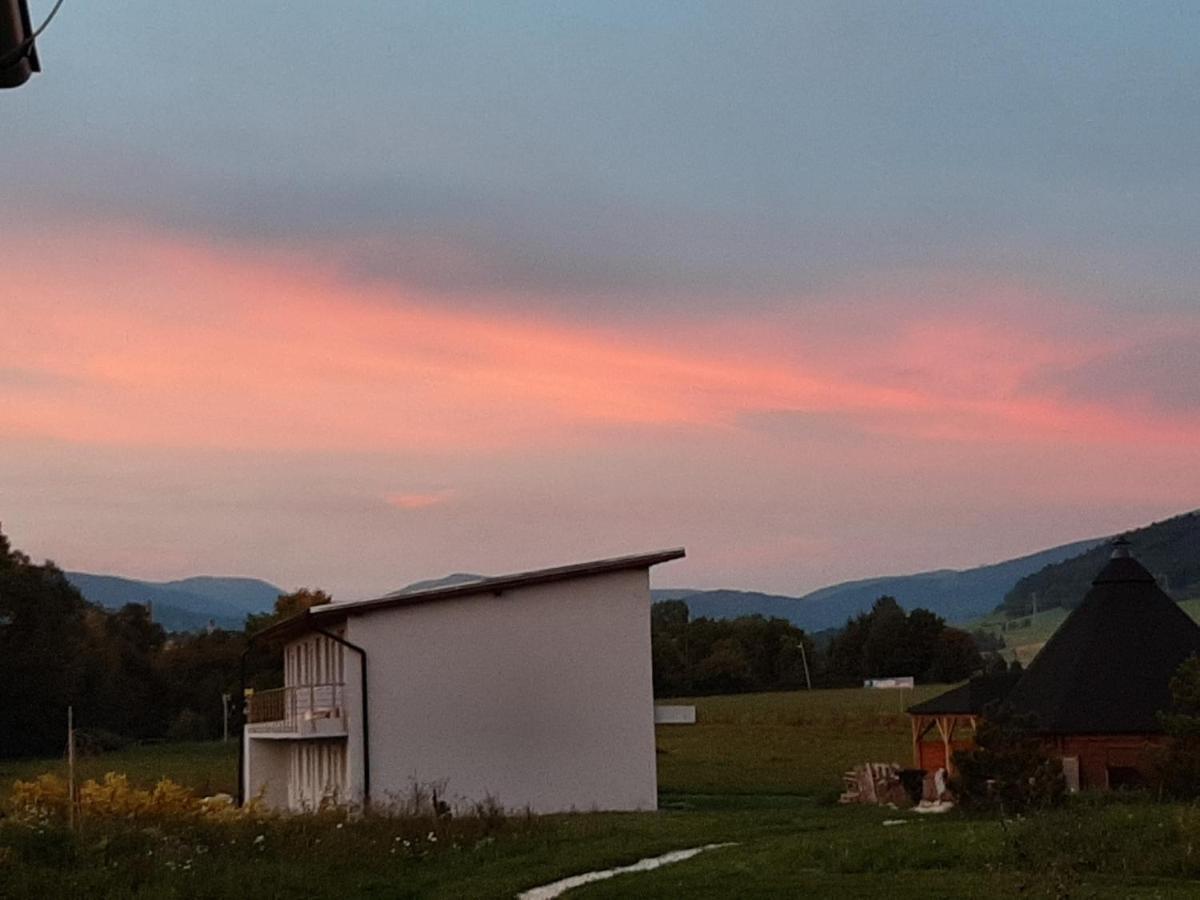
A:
[6,688,1200,898]
[972,598,1200,665]
[657,686,946,796]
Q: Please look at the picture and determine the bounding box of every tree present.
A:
[78,603,168,740]
[651,600,689,633]
[275,588,332,618]
[928,627,983,682]
[1155,654,1200,797]
[826,612,870,685]
[862,596,907,677]
[899,608,944,678]
[693,638,751,694]
[953,703,1065,813]
[245,588,333,634]
[650,601,690,696]
[0,527,90,756]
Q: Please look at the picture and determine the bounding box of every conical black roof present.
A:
[1005,544,1200,735]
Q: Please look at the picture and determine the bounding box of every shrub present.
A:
[166,709,211,743]
[1156,655,1200,797]
[4,773,263,826]
[0,823,76,868]
[4,774,70,826]
[953,703,1065,814]
[73,728,130,754]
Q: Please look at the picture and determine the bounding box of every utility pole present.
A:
[798,640,812,691]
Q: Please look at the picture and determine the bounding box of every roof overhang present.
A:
[252,547,686,643]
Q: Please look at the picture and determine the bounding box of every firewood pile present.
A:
[839,763,953,808]
[839,762,910,806]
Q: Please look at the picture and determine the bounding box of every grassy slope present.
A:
[972,599,1200,665]
[8,691,1200,897]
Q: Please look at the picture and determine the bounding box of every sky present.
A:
[2,2,1199,600]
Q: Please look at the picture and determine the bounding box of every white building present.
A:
[241,548,684,814]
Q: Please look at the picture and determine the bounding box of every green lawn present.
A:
[657,686,947,796]
[7,689,1200,898]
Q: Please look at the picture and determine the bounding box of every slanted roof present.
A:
[1003,542,1200,735]
[254,548,686,642]
[907,671,1022,716]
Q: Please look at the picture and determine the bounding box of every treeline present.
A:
[0,527,313,759]
[652,595,987,696]
[4,522,993,758]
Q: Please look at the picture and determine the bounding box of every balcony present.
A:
[246,683,347,738]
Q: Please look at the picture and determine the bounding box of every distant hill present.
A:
[65,572,283,633]
[1002,510,1200,616]
[654,536,1103,632]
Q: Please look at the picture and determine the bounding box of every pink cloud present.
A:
[1,224,1198,464]
[385,490,455,510]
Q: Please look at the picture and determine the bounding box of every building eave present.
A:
[252,547,686,643]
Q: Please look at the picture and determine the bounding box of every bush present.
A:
[953,703,1065,814]
[1156,655,1200,797]
[73,728,130,755]
[4,773,262,826]
[166,709,211,743]
[0,823,76,868]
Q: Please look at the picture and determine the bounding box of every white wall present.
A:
[244,739,290,809]
[347,568,658,814]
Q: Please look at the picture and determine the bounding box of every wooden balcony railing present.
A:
[246,683,347,736]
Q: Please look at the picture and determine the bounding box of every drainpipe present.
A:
[313,625,370,808]
[237,639,253,806]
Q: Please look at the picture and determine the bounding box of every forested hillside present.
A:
[1002,511,1200,617]
[655,536,1102,630]
[0,527,306,758]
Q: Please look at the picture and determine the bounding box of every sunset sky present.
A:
[3,2,1199,599]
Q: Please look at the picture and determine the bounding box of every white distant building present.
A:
[241,548,685,814]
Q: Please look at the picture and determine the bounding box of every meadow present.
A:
[971,598,1200,665]
[5,688,1200,898]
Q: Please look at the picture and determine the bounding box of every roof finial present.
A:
[1111,536,1132,559]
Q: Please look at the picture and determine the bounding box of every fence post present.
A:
[67,706,75,831]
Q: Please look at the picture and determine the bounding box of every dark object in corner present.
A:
[0,0,41,88]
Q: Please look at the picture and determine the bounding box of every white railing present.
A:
[246,683,347,735]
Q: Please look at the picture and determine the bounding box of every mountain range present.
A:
[64,572,283,633]
[654,537,1104,632]
[63,510,1198,635]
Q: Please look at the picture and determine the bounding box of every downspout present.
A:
[313,624,370,808]
[237,637,253,806]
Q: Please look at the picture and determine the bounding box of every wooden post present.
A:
[222,693,231,743]
[936,716,955,776]
[911,715,920,768]
[67,706,75,831]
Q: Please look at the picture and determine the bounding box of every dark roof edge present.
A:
[253,547,686,642]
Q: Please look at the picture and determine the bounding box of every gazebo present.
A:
[909,539,1200,789]
[907,671,1020,775]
